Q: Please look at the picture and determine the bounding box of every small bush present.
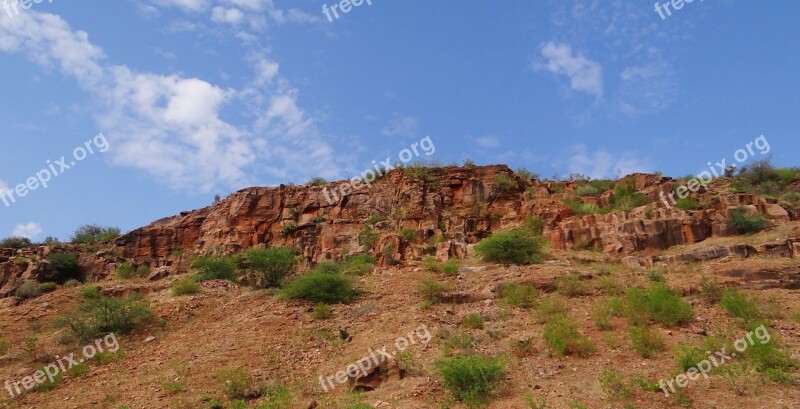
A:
[515,167,537,180]
[16,281,42,299]
[341,254,375,275]
[254,384,291,409]
[598,369,632,401]
[80,286,101,299]
[647,268,666,283]
[46,253,81,283]
[543,316,594,357]
[555,274,591,297]
[312,303,333,320]
[171,278,202,296]
[57,295,152,343]
[675,198,701,211]
[474,229,545,265]
[39,282,58,293]
[491,173,518,195]
[699,276,723,303]
[729,207,767,235]
[629,325,667,358]
[357,226,379,248]
[442,332,475,356]
[71,225,121,244]
[625,284,694,327]
[212,368,256,400]
[436,354,505,407]
[720,290,761,325]
[463,313,484,329]
[192,255,238,282]
[0,337,9,355]
[417,276,450,303]
[675,344,707,372]
[534,298,567,324]
[64,279,82,288]
[245,247,297,288]
[574,184,600,197]
[0,236,32,249]
[117,262,134,279]
[400,228,417,242]
[307,177,327,186]
[499,283,537,308]
[281,269,360,304]
[279,222,298,237]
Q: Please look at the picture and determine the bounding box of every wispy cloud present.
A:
[469,135,502,149]
[12,222,42,240]
[535,41,604,98]
[0,7,339,193]
[381,116,418,138]
[567,144,651,179]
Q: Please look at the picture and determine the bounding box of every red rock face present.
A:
[112,166,795,268]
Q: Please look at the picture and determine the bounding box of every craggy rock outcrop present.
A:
[113,166,796,269]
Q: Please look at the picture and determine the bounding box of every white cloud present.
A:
[12,222,42,240]
[0,180,8,194]
[0,9,340,193]
[567,145,650,179]
[469,135,501,149]
[536,42,604,98]
[153,0,210,12]
[381,116,418,138]
[211,6,245,25]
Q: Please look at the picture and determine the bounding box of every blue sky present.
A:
[0,0,798,241]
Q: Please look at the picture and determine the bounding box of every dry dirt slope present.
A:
[1,226,800,409]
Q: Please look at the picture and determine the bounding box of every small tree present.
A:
[71,225,121,244]
[0,236,32,249]
[474,229,545,265]
[46,253,81,283]
[245,246,297,288]
[729,207,767,235]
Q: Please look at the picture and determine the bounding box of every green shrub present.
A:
[191,255,238,282]
[80,286,102,299]
[463,313,484,329]
[417,276,450,303]
[71,225,121,244]
[212,368,256,400]
[442,332,475,356]
[647,268,666,283]
[491,173,518,195]
[67,362,90,377]
[474,228,545,265]
[279,222,298,237]
[534,298,567,324]
[543,316,594,357]
[624,284,694,327]
[675,344,707,372]
[629,325,667,358]
[307,177,327,186]
[555,274,591,297]
[744,329,798,374]
[57,295,152,343]
[729,207,767,235]
[400,228,417,242]
[699,276,723,303]
[562,198,604,216]
[171,277,202,296]
[598,369,632,401]
[0,236,32,249]
[39,282,58,293]
[675,198,701,210]
[574,184,600,197]
[357,226,379,248]
[117,262,134,279]
[442,260,459,275]
[254,384,291,409]
[46,253,81,283]
[15,281,42,299]
[281,269,360,304]
[64,279,82,287]
[245,247,297,288]
[499,283,537,308]
[720,290,761,325]
[515,167,537,180]
[436,354,505,407]
[312,303,333,320]
[341,254,375,275]
[593,297,624,330]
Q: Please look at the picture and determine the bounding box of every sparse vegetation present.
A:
[191,255,239,282]
[46,253,81,282]
[675,197,701,210]
[245,246,297,288]
[15,281,42,299]
[543,316,595,357]
[357,226,379,248]
[498,283,537,308]
[417,276,450,304]
[624,283,694,327]
[171,277,202,296]
[629,325,667,358]
[0,236,32,249]
[729,206,767,235]
[436,354,505,407]
[463,313,484,329]
[341,254,376,275]
[491,173,518,195]
[474,228,545,265]
[312,303,333,320]
[57,295,153,343]
[555,273,591,297]
[71,225,121,244]
[281,265,360,304]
